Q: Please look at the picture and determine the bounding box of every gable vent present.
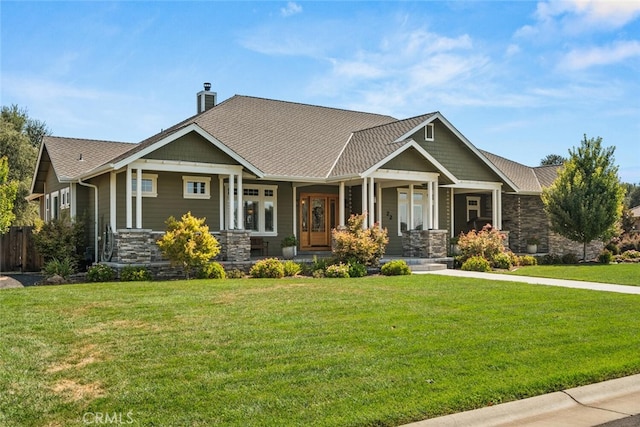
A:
[197,82,217,114]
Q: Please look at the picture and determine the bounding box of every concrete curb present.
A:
[402,374,640,427]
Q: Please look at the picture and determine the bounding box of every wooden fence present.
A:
[0,226,42,272]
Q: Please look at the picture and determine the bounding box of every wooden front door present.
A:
[299,193,338,250]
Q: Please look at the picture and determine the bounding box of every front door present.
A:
[300,193,338,250]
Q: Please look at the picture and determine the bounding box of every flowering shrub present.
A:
[250,258,285,278]
[457,225,507,267]
[332,214,388,267]
[381,260,411,276]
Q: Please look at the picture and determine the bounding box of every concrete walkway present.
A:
[417,268,640,294]
[401,269,640,426]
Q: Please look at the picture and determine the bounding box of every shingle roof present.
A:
[42,136,134,180]
[480,150,559,193]
[330,113,436,177]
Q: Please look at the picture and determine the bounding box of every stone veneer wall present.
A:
[402,229,448,258]
[548,232,603,261]
[502,194,549,253]
[216,230,251,262]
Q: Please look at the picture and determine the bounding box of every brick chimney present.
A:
[197,82,217,114]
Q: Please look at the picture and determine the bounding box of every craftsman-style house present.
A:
[29,84,600,268]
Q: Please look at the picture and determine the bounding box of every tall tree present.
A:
[0,156,18,233]
[540,154,567,166]
[0,105,50,225]
[542,135,625,261]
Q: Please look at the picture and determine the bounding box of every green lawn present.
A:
[502,263,640,286]
[2,275,640,426]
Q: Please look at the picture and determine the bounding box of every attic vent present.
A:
[197,82,217,114]
[425,123,434,141]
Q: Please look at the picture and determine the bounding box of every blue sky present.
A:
[2,1,639,182]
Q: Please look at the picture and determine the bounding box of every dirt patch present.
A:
[80,319,162,335]
[47,343,102,374]
[51,379,104,402]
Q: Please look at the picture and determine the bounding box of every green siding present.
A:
[381,147,438,173]
[414,120,500,182]
[143,131,237,165]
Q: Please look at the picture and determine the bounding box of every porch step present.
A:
[382,257,451,272]
[408,262,448,272]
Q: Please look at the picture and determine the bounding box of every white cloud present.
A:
[281,2,302,17]
[559,40,640,70]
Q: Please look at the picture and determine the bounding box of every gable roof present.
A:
[480,150,560,193]
[31,136,133,193]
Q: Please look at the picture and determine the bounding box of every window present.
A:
[51,191,60,220]
[183,176,211,199]
[425,123,434,141]
[397,188,428,235]
[60,187,70,209]
[131,174,158,197]
[466,196,481,221]
[226,184,277,234]
[45,194,50,221]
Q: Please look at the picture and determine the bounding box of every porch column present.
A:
[135,168,142,229]
[293,186,297,235]
[219,177,224,231]
[361,177,368,229]
[409,184,414,230]
[236,172,243,229]
[376,182,382,228]
[126,166,132,228]
[228,174,235,229]
[70,183,76,219]
[339,182,345,227]
[433,181,439,229]
[110,171,117,230]
[450,188,455,237]
[492,188,502,230]
[368,177,375,228]
[426,182,433,230]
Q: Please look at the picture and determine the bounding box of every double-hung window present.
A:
[130,174,158,197]
[397,188,428,235]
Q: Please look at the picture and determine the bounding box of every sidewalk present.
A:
[402,269,640,426]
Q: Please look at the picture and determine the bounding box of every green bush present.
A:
[348,262,368,278]
[197,262,226,279]
[120,266,152,282]
[492,252,513,270]
[32,218,85,263]
[43,257,76,279]
[282,260,302,277]
[561,253,579,264]
[539,254,562,265]
[250,258,285,278]
[332,214,388,267]
[461,256,491,272]
[86,263,116,282]
[225,268,246,279]
[312,269,325,278]
[381,260,411,276]
[617,250,640,263]
[519,255,538,266]
[157,212,220,279]
[325,263,350,278]
[597,250,613,264]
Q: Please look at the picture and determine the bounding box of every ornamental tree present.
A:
[542,135,625,261]
[157,212,220,279]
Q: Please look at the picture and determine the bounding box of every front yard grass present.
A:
[2,275,640,426]
[503,263,640,286]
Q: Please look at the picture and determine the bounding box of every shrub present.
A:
[461,256,491,272]
[604,241,620,255]
[197,262,226,279]
[597,250,613,264]
[282,260,302,277]
[325,263,350,278]
[157,212,220,279]
[348,262,368,278]
[250,258,285,278]
[618,233,640,252]
[540,254,562,265]
[561,253,579,264]
[312,269,325,278]
[43,257,76,279]
[332,214,388,267]
[381,260,411,276]
[225,268,246,279]
[617,250,640,263]
[457,225,507,266]
[120,266,152,282]
[519,255,538,266]
[87,263,116,282]
[32,218,85,263]
[492,252,513,270]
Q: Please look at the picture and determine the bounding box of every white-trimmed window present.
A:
[226,184,277,235]
[397,188,428,235]
[183,176,211,199]
[131,174,158,197]
[51,191,60,220]
[425,123,434,141]
[45,194,50,221]
[60,187,70,209]
[466,196,481,221]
